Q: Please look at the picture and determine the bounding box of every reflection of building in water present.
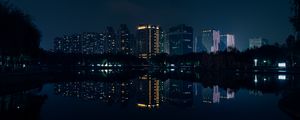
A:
[136,74,160,108]
[202,85,235,104]
[55,81,130,105]
[249,90,263,96]
[164,79,193,106]
[226,88,235,99]
[213,85,220,103]
[0,89,47,120]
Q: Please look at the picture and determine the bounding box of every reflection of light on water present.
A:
[278,75,286,80]
[226,88,235,99]
[213,85,220,103]
[249,90,263,96]
[254,75,258,83]
[263,78,267,81]
[278,63,286,68]
[278,70,287,73]
[254,59,258,66]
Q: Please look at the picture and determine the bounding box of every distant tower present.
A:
[117,24,131,55]
[202,29,220,53]
[249,37,268,49]
[220,34,235,51]
[168,24,193,55]
[159,29,169,54]
[104,27,118,54]
[136,25,161,59]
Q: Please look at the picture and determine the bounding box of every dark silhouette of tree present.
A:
[0,1,41,57]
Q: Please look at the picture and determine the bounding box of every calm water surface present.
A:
[0,71,296,120]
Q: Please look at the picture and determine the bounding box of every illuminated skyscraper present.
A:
[220,34,235,51]
[159,30,169,54]
[168,24,193,55]
[249,37,268,49]
[136,24,161,59]
[105,26,118,54]
[117,24,132,55]
[201,29,220,53]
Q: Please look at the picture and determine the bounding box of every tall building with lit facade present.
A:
[104,26,118,54]
[117,24,132,55]
[249,37,268,49]
[136,24,161,59]
[159,30,169,54]
[54,32,105,54]
[194,36,207,52]
[168,24,193,55]
[201,29,220,53]
[220,34,235,51]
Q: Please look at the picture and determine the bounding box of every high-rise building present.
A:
[194,36,207,52]
[82,32,105,54]
[249,37,268,49]
[136,24,161,59]
[104,27,118,54]
[54,32,105,54]
[220,34,235,51]
[159,30,169,54]
[117,24,131,55]
[202,29,220,53]
[168,24,193,55]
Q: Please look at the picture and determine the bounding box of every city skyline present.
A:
[9,0,293,51]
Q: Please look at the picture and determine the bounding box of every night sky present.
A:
[9,0,293,50]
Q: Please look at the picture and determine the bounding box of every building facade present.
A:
[201,29,220,53]
[168,24,193,55]
[249,37,268,49]
[136,24,161,59]
[54,32,105,54]
[104,27,118,54]
[220,34,235,51]
[117,24,132,55]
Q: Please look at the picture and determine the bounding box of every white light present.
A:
[170,69,175,71]
[97,64,101,67]
[278,75,286,80]
[170,64,175,67]
[278,63,286,68]
[263,60,267,63]
[254,75,258,83]
[254,59,258,66]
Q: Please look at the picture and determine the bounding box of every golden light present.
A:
[138,26,147,30]
[137,103,147,108]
